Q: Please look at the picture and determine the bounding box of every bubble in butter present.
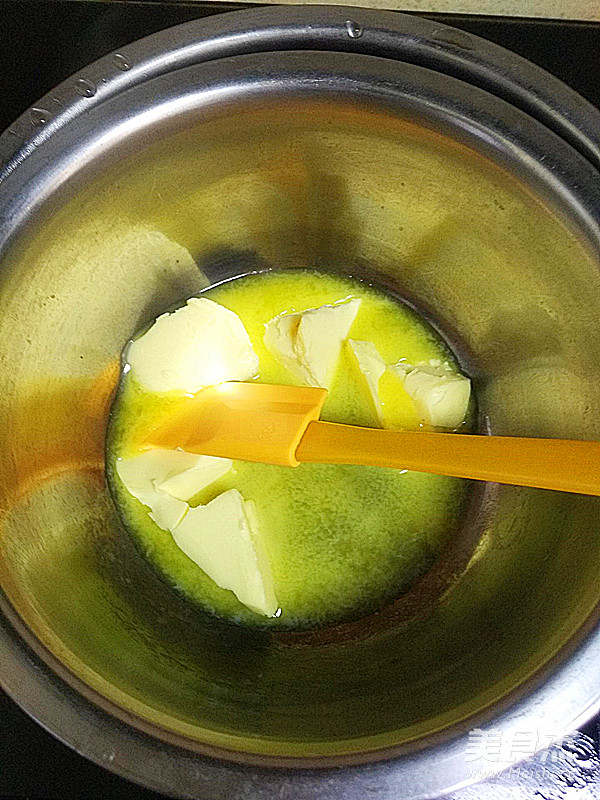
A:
[107,270,469,629]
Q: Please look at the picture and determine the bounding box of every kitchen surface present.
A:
[1,2,600,798]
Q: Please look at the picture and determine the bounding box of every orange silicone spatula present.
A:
[143,382,600,496]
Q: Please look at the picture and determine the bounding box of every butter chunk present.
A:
[115,449,231,529]
[389,359,471,428]
[115,449,192,530]
[148,489,188,532]
[263,312,303,383]
[171,489,278,616]
[347,339,386,424]
[264,298,361,388]
[126,297,259,394]
[157,455,232,502]
[116,449,205,508]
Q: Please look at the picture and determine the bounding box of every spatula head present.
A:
[142,382,328,466]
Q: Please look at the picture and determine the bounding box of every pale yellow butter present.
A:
[117,449,224,501]
[116,449,231,528]
[116,449,201,526]
[157,455,232,502]
[170,489,278,616]
[389,359,471,428]
[148,488,189,532]
[347,339,387,424]
[264,298,361,388]
[117,450,275,615]
[127,297,259,394]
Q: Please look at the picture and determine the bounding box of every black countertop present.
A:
[1,3,600,798]
[2,0,600,136]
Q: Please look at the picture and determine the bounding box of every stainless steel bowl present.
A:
[1,7,600,799]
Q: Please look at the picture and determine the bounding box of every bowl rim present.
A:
[2,5,600,177]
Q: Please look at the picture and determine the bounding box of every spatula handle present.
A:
[296,421,600,496]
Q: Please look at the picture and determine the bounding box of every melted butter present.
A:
[107,271,468,628]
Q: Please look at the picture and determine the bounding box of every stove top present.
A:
[1,3,599,798]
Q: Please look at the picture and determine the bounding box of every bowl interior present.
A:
[1,63,600,762]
